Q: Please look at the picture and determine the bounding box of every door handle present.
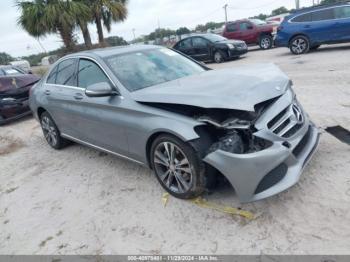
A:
[44,90,50,95]
[74,93,83,100]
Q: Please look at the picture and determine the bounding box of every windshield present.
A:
[249,19,267,25]
[4,68,24,75]
[203,34,227,42]
[106,48,205,91]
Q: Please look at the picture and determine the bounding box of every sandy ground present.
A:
[0,44,350,255]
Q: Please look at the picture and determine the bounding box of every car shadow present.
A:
[0,114,33,127]
[313,43,350,53]
[276,44,350,57]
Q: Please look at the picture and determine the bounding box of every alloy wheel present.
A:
[214,52,223,63]
[261,37,271,49]
[153,142,193,194]
[291,38,307,54]
[41,116,58,147]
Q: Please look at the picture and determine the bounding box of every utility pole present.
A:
[132,28,136,41]
[295,0,300,9]
[223,4,228,24]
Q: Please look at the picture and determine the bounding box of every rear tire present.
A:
[259,35,273,50]
[40,111,69,150]
[290,35,310,55]
[150,134,206,199]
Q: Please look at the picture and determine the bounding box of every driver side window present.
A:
[192,37,208,48]
[78,59,110,89]
[240,22,253,31]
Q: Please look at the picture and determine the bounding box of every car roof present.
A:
[227,19,250,24]
[65,44,161,59]
[291,2,350,15]
[0,65,14,69]
[179,33,221,40]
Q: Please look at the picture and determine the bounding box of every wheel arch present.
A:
[259,32,273,38]
[145,130,193,169]
[37,107,47,119]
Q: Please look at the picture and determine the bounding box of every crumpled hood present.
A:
[0,74,40,94]
[131,63,290,112]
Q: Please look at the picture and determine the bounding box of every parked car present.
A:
[29,45,319,203]
[222,19,277,50]
[0,66,40,125]
[173,34,247,63]
[275,3,350,54]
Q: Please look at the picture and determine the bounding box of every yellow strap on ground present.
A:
[162,192,170,207]
[190,197,255,220]
[162,193,254,220]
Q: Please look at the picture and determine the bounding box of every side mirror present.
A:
[28,70,33,74]
[85,82,119,97]
[247,25,254,30]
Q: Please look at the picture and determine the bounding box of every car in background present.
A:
[173,34,247,63]
[222,19,277,50]
[275,3,350,55]
[266,13,290,25]
[0,66,40,125]
[9,60,31,73]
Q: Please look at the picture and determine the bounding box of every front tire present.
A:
[150,134,206,199]
[213,51,225,63]
[259,35,273,50]
[40,112,69,149]
[290,35,310,55]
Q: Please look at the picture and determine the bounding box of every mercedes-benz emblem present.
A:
[292,104,304,124]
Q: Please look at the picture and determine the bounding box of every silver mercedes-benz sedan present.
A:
[29,45,320,203]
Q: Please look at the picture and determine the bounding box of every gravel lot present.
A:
[1,44,350,255]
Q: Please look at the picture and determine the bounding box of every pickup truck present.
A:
[222,19,277,50]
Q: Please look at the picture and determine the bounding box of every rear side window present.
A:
[226,23,237,32]
[192,37,208,48]
[292,13,312,22]
[311,8,335,21]
[178,38,192,48]
[78,59,110,89]
[47,65,58,84]
[239,22,252,31]
[55,59,77,86]
[334,6,350,19]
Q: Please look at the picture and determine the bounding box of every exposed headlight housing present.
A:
[226,43,235,49]
[0,97,16,104]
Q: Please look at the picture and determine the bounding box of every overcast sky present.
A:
[0,0,314,57]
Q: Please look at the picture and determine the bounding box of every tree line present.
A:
[16,0,128,52]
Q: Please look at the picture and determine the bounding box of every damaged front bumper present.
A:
[203,89,320,203]
[0,98,31,125]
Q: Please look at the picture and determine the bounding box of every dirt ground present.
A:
[1,44,350,255]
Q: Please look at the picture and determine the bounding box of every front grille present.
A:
[267,103,304,138]
[293,126,311,158]
[0,90,29,100]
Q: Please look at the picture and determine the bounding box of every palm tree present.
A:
[89,0,128,46]
[17,0,91,51]
[71,0,94,49]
